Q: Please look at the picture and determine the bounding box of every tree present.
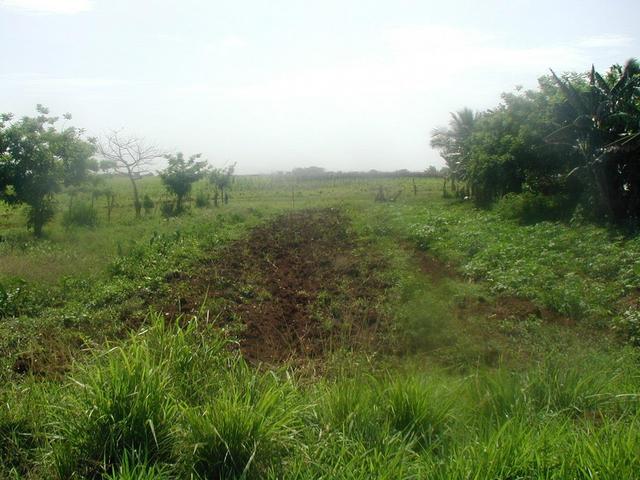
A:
[463,86,569,204]
[548,59,640,222]
[98,131,162,217]
[0,105,95,236]
[430,108,479,195]
[209,163,236,206]
[431,74,581,207]
[160,152,208,212]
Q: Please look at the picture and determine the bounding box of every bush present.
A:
[194,190,210,208]
[0,279,45,319]
[62,201,98,228]
[160,201,177,218]
[142,194,155,215]
[495,192,571,224]
[614,307,640,346]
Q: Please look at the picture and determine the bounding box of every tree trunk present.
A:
[128,173,141,217]
[31,202,46,238]
[33,220,43,238]
[106,194,115,223]
[591,155,616,221]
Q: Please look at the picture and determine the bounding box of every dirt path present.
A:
[166,208,390,362]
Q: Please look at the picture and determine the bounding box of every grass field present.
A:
[1,175,639,479]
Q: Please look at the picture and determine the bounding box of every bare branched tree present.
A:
[98,130,162,217]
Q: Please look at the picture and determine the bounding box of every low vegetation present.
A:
[0,174,638,478]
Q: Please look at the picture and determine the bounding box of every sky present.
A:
[0,0,638,174]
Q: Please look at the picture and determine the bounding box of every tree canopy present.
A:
[160,152,208,212]
[431,59,640,223]
[0,105,95,236]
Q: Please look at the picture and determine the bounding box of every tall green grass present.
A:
[0,315,638,478]
[51,338,178,477]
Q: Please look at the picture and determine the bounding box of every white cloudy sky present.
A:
[0,0,637,173]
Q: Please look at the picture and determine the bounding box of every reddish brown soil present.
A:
[165,208,390,363]
[11,335,82,378]
[410,247,462,282]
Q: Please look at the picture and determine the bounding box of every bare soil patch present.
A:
[165,208,390,363]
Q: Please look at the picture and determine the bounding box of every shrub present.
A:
[614,307,640,346]
[142,194,155,215]
[62,201,98,228]
[194,190,210,208]
[495,192,571,224]
[160,201,177,218]
[0,279,45,319]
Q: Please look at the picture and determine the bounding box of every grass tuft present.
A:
[181,372,302,479]
[52,324,178,478]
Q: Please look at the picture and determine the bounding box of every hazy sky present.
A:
[1,0,638,174]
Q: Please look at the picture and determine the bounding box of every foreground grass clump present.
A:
[52,333,179,477]
[0,388,43,477]
[315,375,453,451]
[103,451,172,480]
[181,382,301,478]
[0,314,638,478]
[45,316,304,479]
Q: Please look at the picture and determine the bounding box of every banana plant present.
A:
[547,59,640,221]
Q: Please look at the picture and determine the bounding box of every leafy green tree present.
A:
[464,84,574,204]
[0,105,95,236]
[160,153,208,212]
[209,163,236,206]
[431,74,583,207]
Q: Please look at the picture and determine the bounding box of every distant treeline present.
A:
[431,59,640,225]
[261,166,446,180]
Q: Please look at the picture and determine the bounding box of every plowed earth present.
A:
[165,208,391,362]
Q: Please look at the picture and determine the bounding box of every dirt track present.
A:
[167,208,390,362]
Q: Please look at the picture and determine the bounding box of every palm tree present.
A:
[430,107,479,195]
[548,58,640,222]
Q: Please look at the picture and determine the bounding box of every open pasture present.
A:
[1,174,639,479]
